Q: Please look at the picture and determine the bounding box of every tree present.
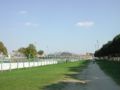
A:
[18,44,37,58]
[94,34,120,58]
[112,34,120,56]
[26,44,37,58]
[38,50,44,56]
[0,41,8,56]
[18,47,26,54]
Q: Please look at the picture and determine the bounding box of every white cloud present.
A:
[19,10,28,14]
[24,22,39,27]
[76,21,94,28]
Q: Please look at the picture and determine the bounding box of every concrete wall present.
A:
[0,59,58,71]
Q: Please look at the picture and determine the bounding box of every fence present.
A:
[0,58,81,71]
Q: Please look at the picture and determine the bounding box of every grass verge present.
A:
[97,60,120,85]
[0,60,88,90]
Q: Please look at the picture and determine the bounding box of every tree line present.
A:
[0,42,44,58]
[0,41,8,56]
[94,34,120,58]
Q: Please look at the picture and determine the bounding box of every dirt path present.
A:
[62,62,120,90]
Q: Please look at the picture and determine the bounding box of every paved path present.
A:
[62,62,120,90]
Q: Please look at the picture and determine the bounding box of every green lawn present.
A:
[97,60,120,85]
[0,60,88,90]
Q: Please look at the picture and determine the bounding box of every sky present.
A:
[0,0,120,54]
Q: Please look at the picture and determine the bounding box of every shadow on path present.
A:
[42,61,89,90]
[42,61,120,90]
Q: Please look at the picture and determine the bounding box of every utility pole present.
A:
[95,40,100,51]
[97,40,99,50]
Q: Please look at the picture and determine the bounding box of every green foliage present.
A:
[18,47,26,54]
[18,44,37,58]
[38,50,44,55]
[94,34,120,57]
[26,44,37,58]
[0,41,8,56]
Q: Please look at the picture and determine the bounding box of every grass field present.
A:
[0,60,88,90]
[97,60,120,85]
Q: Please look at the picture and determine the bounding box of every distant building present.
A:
[37,53,45,58]
[0,52,7,58]
[46,52,94,60]
[11,50,26,59]
[85,52,94,60]
[0,52,3,58]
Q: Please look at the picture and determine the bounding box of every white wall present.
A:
[0,59,58,71]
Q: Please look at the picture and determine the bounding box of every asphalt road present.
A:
[62,62,120,90]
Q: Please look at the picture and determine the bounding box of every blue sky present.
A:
[0,0,120,54]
